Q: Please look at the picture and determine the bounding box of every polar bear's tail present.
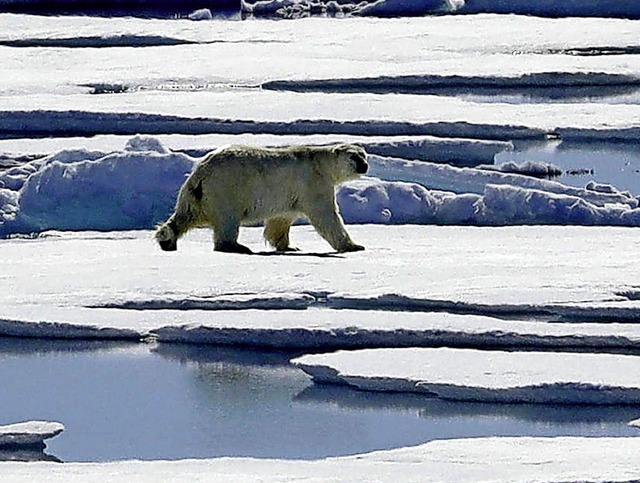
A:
[155,178,205,252]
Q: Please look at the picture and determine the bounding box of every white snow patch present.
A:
[123,134,170,154]
[0,421,64,447]
[2,225,640,319]
[294,348,640,404]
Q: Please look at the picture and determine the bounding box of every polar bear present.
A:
[155,143,368,254]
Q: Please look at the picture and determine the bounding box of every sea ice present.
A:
[1,437,639,482]
[1,226,640,350]
[293,347,640,404]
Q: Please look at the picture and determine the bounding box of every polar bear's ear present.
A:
[331,143,347,154]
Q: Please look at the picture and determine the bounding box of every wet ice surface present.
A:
[0,338,637,463]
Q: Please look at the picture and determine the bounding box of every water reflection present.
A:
[459,86,640,104]
[0,447,62,463]
[0,338,638,463]
[0,337,134,356]
[297,384,640,426]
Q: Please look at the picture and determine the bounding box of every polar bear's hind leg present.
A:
[264,216,299,252]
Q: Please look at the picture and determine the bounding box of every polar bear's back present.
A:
[199,144,318,169]
[189,145,330,223]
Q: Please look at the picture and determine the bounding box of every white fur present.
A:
[155,143,368,254]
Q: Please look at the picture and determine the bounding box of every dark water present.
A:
[0,0,239,18]
[0,338,638,463]
[495,140,640,196]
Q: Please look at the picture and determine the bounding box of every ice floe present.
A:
[477,160,563,178]
[5,304,640,350]
[293,348,640,404]
[2,437,640,482]
[4,15,640,113]
[369,155,637,207]
[2,226,640,349]
[0,421,64,448]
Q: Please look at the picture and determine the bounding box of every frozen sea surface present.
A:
[0,338,638,463]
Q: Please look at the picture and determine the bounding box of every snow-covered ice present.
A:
[4,305,640,350]
[0,421,64,448]
[1,226,640,347]
[3,15,640,128]
[293,347,640,404]
[2,437,640,482]
[151,308,640,350]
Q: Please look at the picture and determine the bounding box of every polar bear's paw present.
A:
[214,241,253,255]
[275,246,301,253]
[337,243,365,253]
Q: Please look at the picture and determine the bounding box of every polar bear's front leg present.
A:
[212,216,253,254]
[305,200,364,253]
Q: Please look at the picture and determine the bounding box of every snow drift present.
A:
[2,136,640,237]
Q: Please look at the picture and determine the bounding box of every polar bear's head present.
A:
[330,144,368,182]
[155,222,178,251]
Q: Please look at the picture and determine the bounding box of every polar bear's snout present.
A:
[155,223,178,251]
[351,152,368,174]
[159,238,177,251]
